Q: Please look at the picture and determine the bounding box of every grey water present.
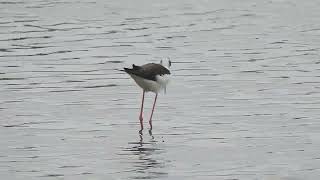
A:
[1,0,320,179]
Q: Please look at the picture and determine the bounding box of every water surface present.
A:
[1,0,320,179]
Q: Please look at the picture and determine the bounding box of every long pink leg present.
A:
[139,90,145,130]
[149,93,158,130]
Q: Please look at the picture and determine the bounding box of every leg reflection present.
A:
[123,128,167,179]
[148,129,154,140]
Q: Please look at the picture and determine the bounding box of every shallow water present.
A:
[1,0,320,179]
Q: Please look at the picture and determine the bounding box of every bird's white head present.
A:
[160,57,172,69]
[159,57,171,94]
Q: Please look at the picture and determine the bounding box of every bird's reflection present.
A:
[123,129,167,179]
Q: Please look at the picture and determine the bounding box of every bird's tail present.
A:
[123,67,132,74]
[123,64,141,75]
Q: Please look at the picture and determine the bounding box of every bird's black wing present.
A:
[124,63,170,81]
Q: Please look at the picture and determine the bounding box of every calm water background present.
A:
[1,0,320,179]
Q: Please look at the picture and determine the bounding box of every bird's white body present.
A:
[129,74,170,93]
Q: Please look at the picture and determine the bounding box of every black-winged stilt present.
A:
[124,61,171,131]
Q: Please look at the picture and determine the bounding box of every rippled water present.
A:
[1,0,320,179]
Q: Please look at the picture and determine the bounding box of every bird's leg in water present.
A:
[139,90,145,130]
[149,93,158,130]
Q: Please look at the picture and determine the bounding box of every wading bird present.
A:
[124,60,171,131]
